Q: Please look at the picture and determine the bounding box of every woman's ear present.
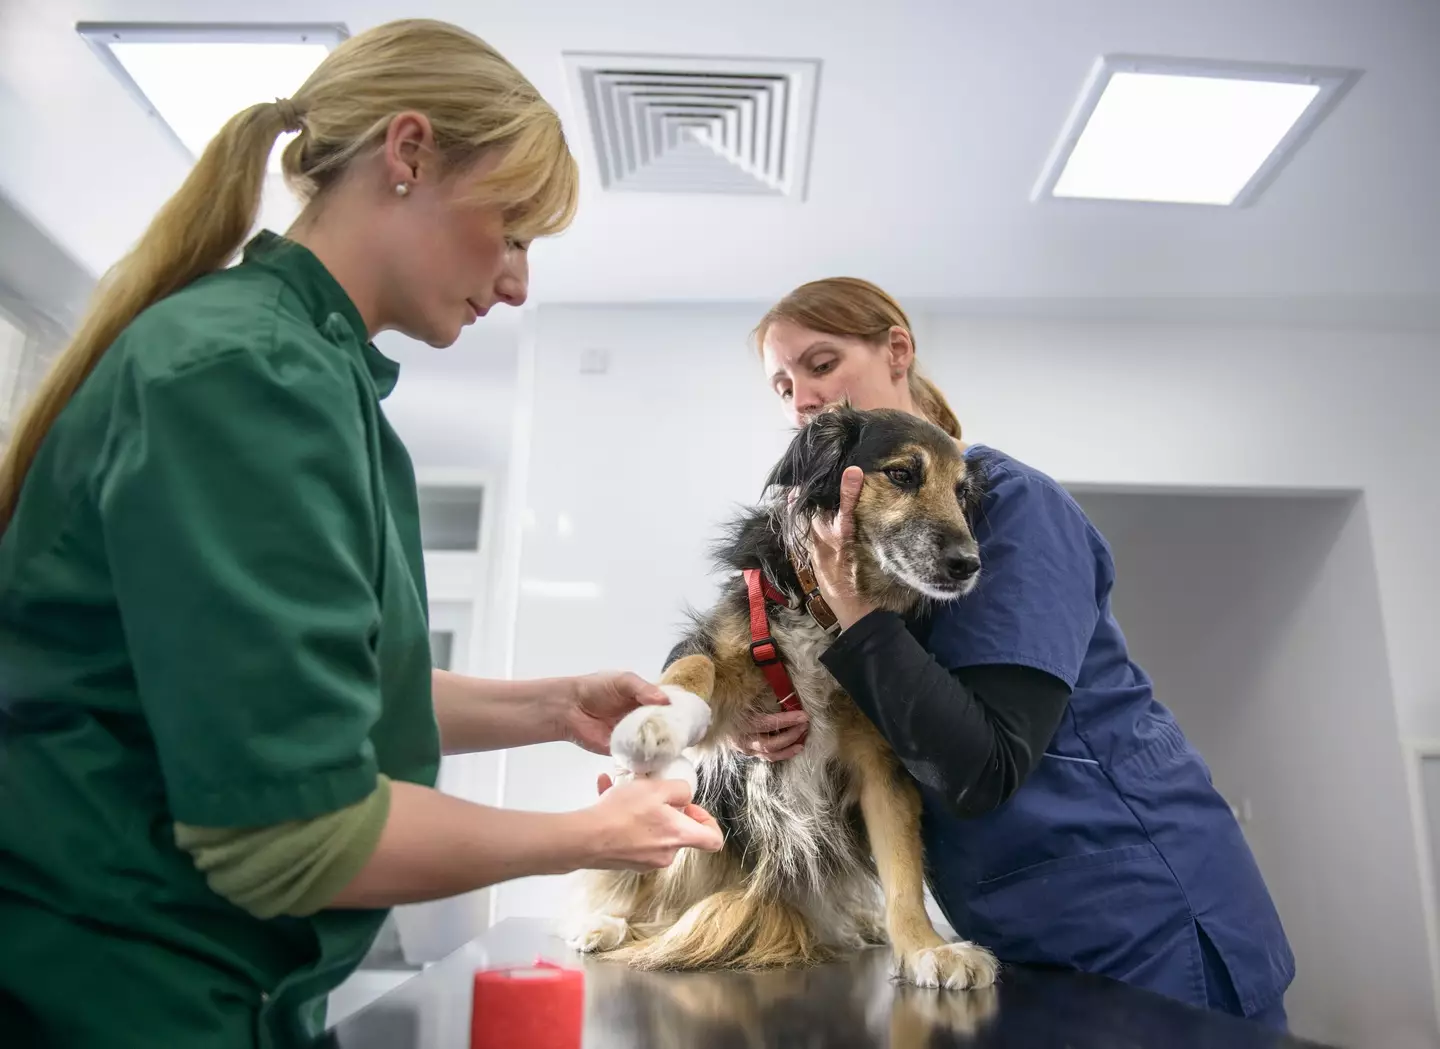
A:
[887,326,915,380]
[383,111,434,187]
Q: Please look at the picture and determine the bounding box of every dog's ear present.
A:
[765,404,864,500]
[765,405,864,548]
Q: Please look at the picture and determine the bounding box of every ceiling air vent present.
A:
[563,53,821,198]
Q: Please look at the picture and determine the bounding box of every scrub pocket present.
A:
[964,842,1212,1008]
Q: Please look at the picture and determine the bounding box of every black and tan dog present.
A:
[569,406,998,990]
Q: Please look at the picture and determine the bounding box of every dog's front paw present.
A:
[893,940,998,990]
[611,687,711,776]
[566,913,630,954]
[611,708,681,774]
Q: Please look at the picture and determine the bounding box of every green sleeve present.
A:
[175,776,392,919]
[97,338,385,826]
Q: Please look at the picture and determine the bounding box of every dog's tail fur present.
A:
[609,887,834,971]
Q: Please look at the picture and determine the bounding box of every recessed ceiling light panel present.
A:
[1033,55,1360,207]
[78,22,348,173]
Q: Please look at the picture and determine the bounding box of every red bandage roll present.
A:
[470,960,584,1049]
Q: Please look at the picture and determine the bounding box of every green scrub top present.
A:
[0,231,440,1048]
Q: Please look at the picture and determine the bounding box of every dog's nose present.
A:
[941,545,981,582]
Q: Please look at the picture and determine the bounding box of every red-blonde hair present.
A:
[754,277,960,439]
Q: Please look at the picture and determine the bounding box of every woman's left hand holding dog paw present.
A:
[809,466,878,631]
[562,671,671,756]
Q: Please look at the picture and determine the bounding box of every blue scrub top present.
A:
[917,445,1295,1017]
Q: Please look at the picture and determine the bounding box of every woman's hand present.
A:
[561,672,670,756]
[729,710,811,762]
[808,466,877,631]
[584,774,724,870]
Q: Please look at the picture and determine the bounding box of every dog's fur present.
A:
[569,406,998,990]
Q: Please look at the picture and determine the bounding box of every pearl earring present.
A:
[394,182,409,197]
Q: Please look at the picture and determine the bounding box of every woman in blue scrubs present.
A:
[742,277,1295,1027]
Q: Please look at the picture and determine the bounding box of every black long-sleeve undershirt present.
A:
[819,610,1071,818]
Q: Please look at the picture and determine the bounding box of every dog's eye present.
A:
[884,467,915,487]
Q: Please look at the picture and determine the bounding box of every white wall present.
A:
[1078,490,1430,1048]
[382,318,526,681]
[0,189,93,439]
[379,323,520,480]
[0,189,93,329]
[922,314,1440,738]
[377,322,524,962]
[493,304,793,918]
[495,308,1440,740]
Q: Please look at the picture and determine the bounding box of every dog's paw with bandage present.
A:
[609,685,712,791]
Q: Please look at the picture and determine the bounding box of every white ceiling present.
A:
[2,0,1438,312]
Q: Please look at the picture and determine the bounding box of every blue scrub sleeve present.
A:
[927,465,1102,687]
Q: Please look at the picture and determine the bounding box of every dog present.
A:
[567,406,998,991]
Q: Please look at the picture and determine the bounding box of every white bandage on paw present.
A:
[609,686,712,781]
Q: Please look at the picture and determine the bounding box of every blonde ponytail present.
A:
[0,100,287,531]
[0,18,578,535]
[755,276,963,440]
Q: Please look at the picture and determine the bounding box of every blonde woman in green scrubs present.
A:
[0,19,722,1048]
